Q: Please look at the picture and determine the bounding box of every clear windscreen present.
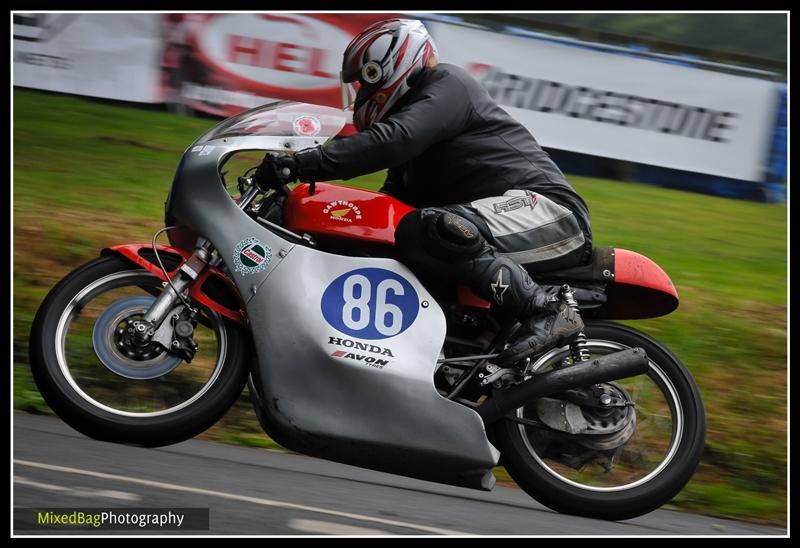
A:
[197,101,347,143]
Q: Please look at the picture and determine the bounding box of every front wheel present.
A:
[494,321,706,520]
[29,255,251,447]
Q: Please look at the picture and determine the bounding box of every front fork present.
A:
[134,175,261,353]
[129,238,215,361]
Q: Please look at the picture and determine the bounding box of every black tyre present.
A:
[494,321,706,520]
[29,254,250,447]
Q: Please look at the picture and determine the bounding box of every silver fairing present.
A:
[248,247,499,489]
[166,103,499,490]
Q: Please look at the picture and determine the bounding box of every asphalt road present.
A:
[13,413,785,536]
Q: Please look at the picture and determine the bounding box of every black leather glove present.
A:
[254,152,299,189]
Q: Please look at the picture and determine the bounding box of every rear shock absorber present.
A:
[561,284,590,363]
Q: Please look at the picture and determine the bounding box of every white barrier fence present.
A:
[13,13,161,104]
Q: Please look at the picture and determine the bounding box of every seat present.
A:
[526,246,616,284]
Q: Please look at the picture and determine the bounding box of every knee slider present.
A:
[421,208,484,256]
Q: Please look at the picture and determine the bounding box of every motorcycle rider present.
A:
[256,18,592,366]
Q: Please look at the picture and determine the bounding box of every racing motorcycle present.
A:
[29,101,706,521]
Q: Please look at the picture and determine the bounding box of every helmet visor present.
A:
[340,72,361,111]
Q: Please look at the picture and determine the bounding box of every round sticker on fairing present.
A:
[293,115,322,136]
[233,237,272,276]
[321,268,420,340]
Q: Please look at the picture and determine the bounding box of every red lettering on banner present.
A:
[309,47,332,78]
[227,35,260,65]
[275,42,300,73]
[225,34,335,79]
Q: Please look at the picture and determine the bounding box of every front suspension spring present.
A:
[561,284,590,363]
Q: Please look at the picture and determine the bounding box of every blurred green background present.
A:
[13,88,787,525]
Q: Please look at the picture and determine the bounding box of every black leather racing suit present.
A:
[295,62,592,255]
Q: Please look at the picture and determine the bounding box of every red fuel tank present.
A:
[283,183,415,246]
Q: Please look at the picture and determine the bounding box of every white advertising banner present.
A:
[12,13,779,182]
[13,13,161,103]
[427,22,778,181]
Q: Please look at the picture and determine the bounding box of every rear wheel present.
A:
[29,255,250,447]
[494,321,706,520]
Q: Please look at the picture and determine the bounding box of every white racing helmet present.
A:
[340,19,438,131]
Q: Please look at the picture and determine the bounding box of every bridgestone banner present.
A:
[13,13,161,103]
[426,22,779,182]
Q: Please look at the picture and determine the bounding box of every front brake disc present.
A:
[92,296,182,380]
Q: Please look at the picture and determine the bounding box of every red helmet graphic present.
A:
[340,19,438,131]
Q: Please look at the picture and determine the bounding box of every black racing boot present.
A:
[497,301,584,366]
[461,246,584,367]
[394,208,584,366]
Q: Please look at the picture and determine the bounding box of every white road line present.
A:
[14,459,468,536]
[14,475,141,502]
[288,518,388,535]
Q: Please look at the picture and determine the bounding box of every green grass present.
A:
[13,88,787,526]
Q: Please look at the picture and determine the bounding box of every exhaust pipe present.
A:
[477,347,650,426]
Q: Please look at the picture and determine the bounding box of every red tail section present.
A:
[606,248,679,319]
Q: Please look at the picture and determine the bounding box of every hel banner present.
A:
[159,13,398,118]
[13,13,162,103]
[426,21,779,182]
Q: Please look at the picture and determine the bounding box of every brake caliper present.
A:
[168,307,199,363]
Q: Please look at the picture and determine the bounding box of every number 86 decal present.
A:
[321,268,420,340]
